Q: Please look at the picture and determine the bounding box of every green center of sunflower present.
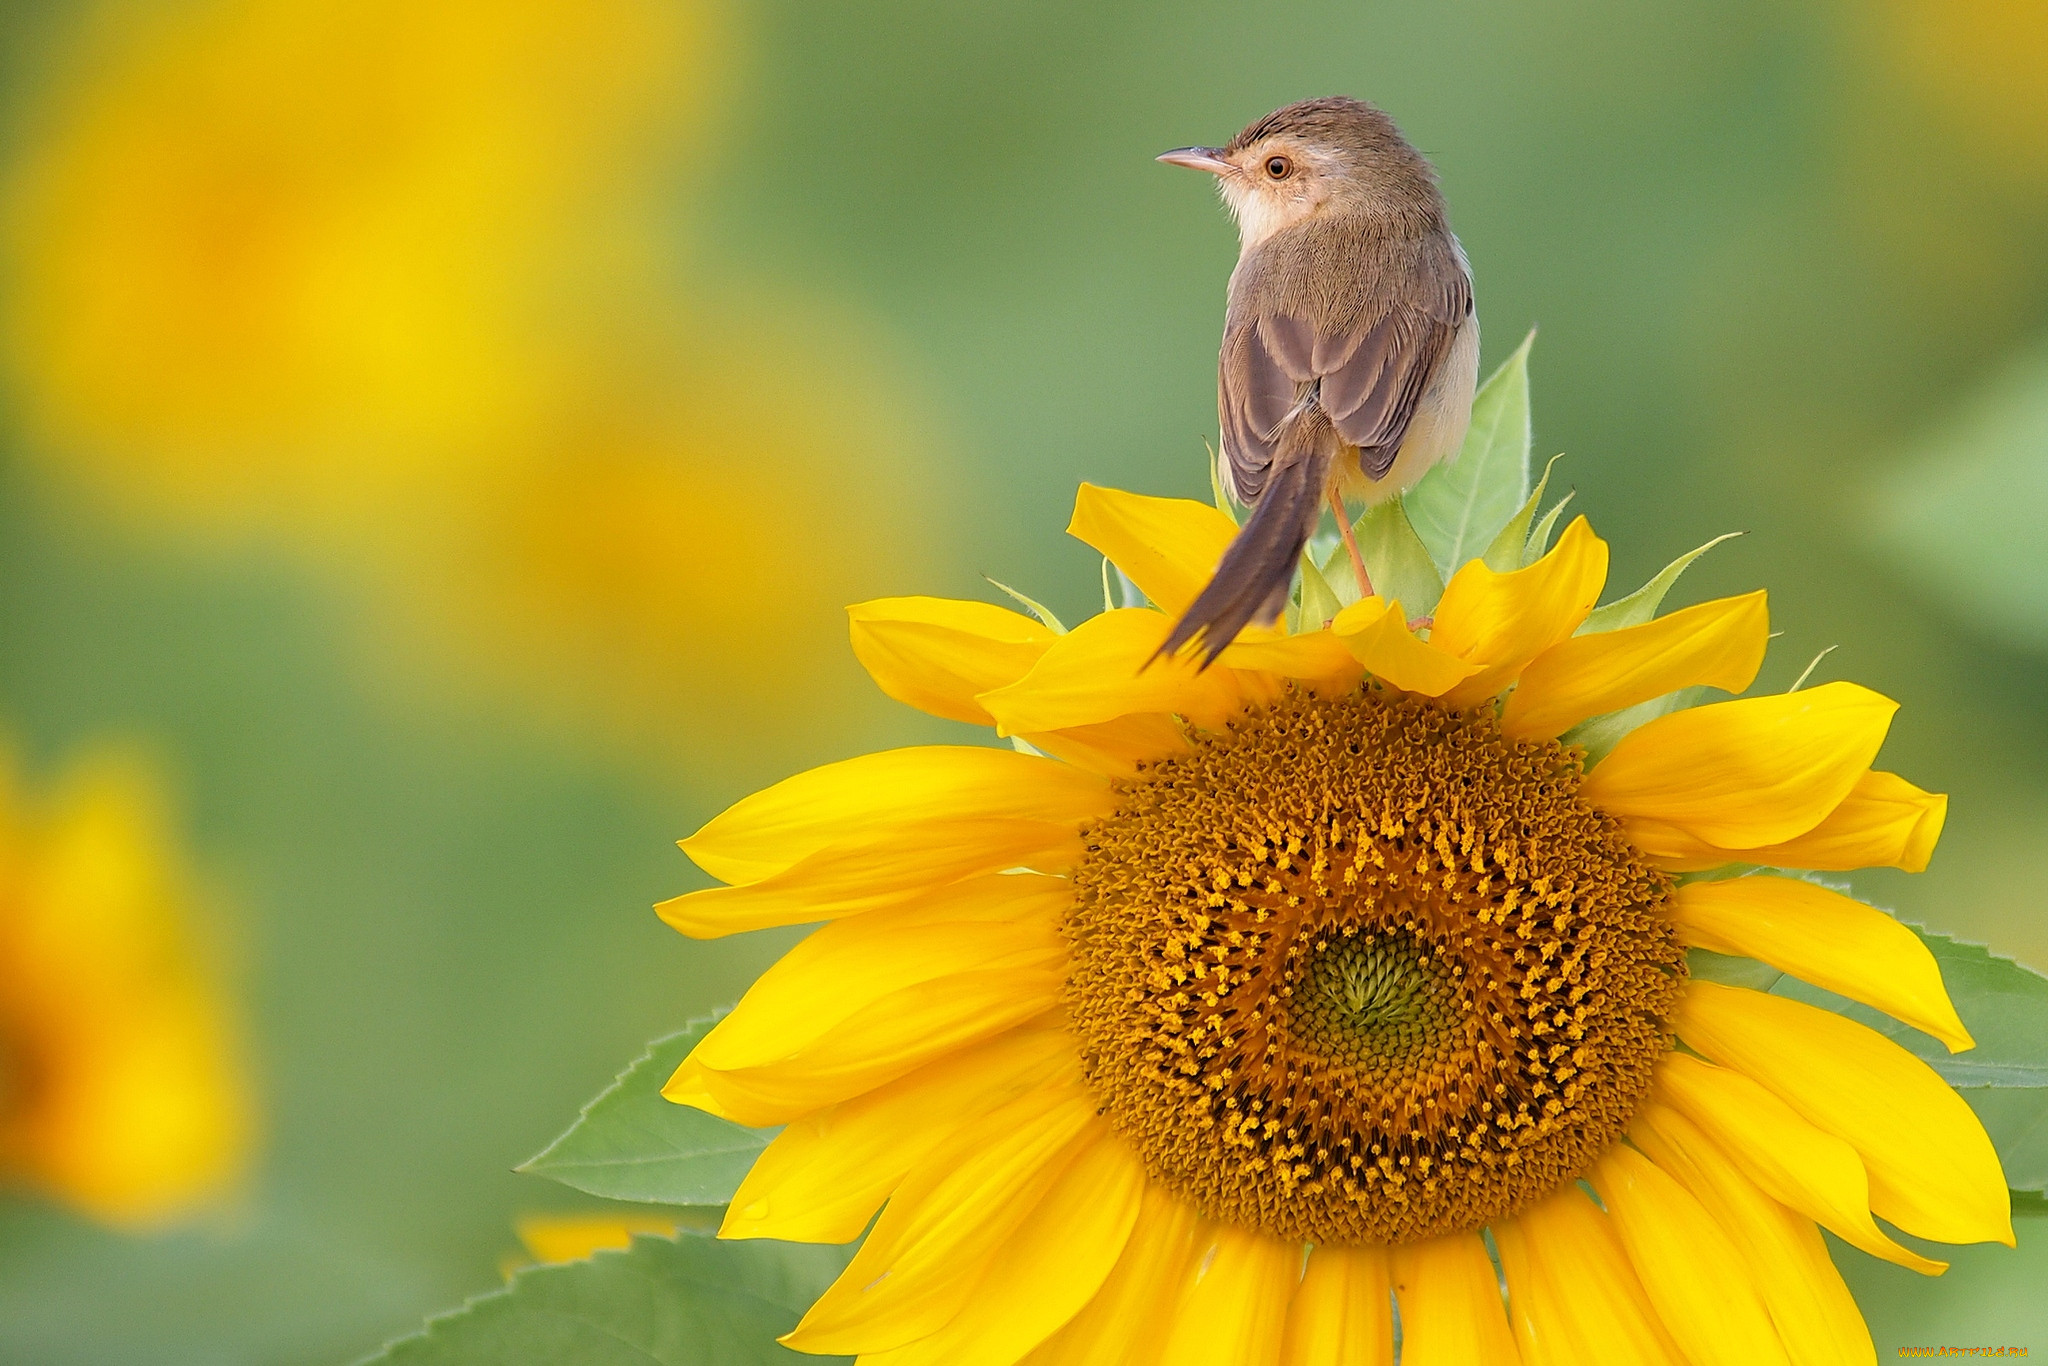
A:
[1064,686,1684,1245]
[1293,931,1461,1070]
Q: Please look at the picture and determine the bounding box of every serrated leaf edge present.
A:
[518,1012,741,1177]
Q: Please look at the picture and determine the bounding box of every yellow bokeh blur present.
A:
[511,1213,682,1269]
[0,745,252,1230]
[1875,0,2048,187]
[0,0,944,773]
[2,0,716,523]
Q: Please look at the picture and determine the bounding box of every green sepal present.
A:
[1523,488,1576,566]
[1785,645,1838,694]
[520,1015,772,1208]
[363,1231,853,1365]
[1563,686,1705,765]
[1294,551,1344,632]
[982,575,1066,634]
[1336,498,1445,616]
[1405,329,1535,580]
[1100,560,1145,613]
[1482,452,1565,572]
[1207,439,1240,527]
[1579,532,1743,635]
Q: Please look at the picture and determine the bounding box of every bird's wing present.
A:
[1219,232,1471,490]
[1218,318,1298,503]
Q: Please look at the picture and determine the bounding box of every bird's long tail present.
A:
[1159,416,1334,667]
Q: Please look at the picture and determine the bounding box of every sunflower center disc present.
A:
[1065,687,1684,1245]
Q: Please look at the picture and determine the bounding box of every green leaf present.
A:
[1564,686,1705,765]
[1294,551,1343,632]
[1579,532,1743,635]
[1343,498,1445,617]
[982,575,1066,633]
[1481,453,1564,572]
[1868,340,2048,654]
[1770,929,2048,1088]
[1959,1088,2048,1197]
[1767,928,2048,1193]
[364,1232,852,1365]
[1405,329,1534,579]
[1522,489,1575,566]
[1685,948,1783,992]
[521,1018,772,1207]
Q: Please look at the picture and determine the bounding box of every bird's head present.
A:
[1159,96,1438,251]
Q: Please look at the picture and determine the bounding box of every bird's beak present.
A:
[1156,146,1234,176]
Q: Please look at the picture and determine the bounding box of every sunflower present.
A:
[659,482,2006,1365]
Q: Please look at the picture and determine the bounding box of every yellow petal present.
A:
[663,748,1109,937]
[670,879,1069,1124]
[721,1019,1075,1243]
[782,1084,1098,1355]
[1582,682,1896,849]
[1217,627,1365,694]
[1654,1052,1945,1274]
[1025,714,1189,778]
[1493,1187,1684,1366]
[669,959,1066,1128]
[1501,591,1769,741]
[1330,596,1481,697]
[1674,981,2012,1248]
[1279,1242,1392,1366]
[1159,1223,1301,1366]
[1428,515,1609,708]
[848,596,1056,725]
[1067,483,1239,617]
[679,745,1110,888]
[1673,876,1972,1052]
[1022,1186,1203,1366]
[979,609,1257,736]
[858,1123,1147,1366]
[660,831,1089,939]
[1589,1143,1790,1366]
[694,874,1068,1067]
[1630,1102,1877,1366]
[1743,769,1946,873]
[1391,1231,1521,1366]
[1638,769,1948,874]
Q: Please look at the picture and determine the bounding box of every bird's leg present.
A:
[1330,487,1374,600]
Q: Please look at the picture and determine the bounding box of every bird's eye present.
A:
[1264,155,1292,179]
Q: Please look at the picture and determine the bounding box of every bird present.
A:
[1155,96,1478,665]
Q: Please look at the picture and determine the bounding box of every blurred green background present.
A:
[0,0,2043,1360]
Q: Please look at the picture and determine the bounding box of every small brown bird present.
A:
[1157,96,1478,662]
